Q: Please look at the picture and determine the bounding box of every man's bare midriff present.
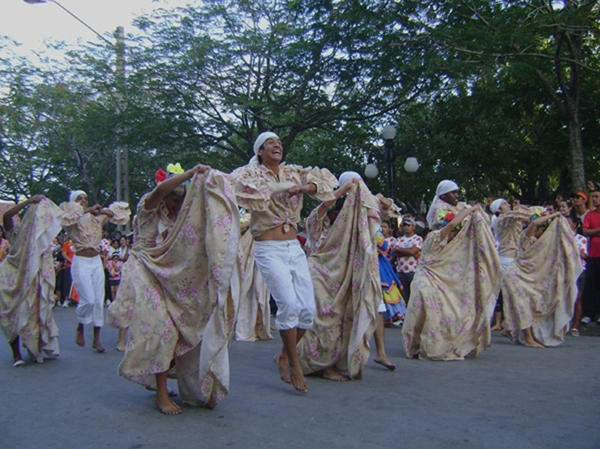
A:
[76,248,100,257]
[255,224,297,241]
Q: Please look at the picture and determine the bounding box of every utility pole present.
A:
[114,26,130,233]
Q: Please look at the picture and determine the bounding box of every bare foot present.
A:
[524,339,545,349]
[273,352,291,384]
[288,360,308,394]
[75,328,85,347]
[155,395,182,415]
[490,325,503,331]
[92,342,106,353]
[373,357,396,371]
[322,366,349,382]
[116,344,126,352]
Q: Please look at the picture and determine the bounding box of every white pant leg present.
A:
[289,241,316,329]
[254,240,316,330]
[71,255,105,327]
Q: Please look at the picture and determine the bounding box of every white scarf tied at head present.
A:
[490,198,506,238]
[249,131,280,165]
[338,171,362,189]
[69,190,87,203]
[426,180,459,229]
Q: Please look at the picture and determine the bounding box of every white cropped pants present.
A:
[253,239,316,331]
[71,255,105,327]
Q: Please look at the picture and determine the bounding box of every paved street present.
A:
[1,306,599,449]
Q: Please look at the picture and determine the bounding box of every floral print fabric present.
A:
[234,230,272,341]
[502,217,583,346]
[0,199,63,358]
[108,170,240,407]
[402,210,502,360]
[297,182,382,378]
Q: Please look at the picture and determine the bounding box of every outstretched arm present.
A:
[315,178,360,219]
[3,195,45,232]
[524,212,561,237]
[145,164,210,211]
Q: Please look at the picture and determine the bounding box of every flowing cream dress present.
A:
[0,200,63,360]
[502,217,583,346]
[402,209,501,360]
[297,182,384,378]
[108,171,240,407]
[234,230,272,341]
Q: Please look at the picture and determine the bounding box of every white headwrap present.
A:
[426,180,459,229]
[338,171,362,188]
[490,198,505,215]
[249,131,280,165]
[490,198,506,239]
[69,190,87,203]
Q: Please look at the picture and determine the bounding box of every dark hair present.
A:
[566,214,582,228]
[560,199,573,208]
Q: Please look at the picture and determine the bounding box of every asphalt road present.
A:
[1,306,599,449]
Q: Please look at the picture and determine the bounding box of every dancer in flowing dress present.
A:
[297,173,397,380]
[0,196,63,366]
[109,163,240,414]
[403,205,502,360]
[502,212,583,347]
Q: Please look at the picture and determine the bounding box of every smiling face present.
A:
[257,137,283,165]
[75,194,88,208]
[440,190,459,206]
[559,201,572,216]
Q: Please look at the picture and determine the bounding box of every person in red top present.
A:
[581,185,600,324]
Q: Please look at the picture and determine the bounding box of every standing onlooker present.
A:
[119,236,130,262]
[571,192,589,222]
[581,186,600,324]
[106,253,122,303]
[392,218,422,303]
[567,215,587,336]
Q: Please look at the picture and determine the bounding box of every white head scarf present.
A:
[69,190,87,203]
[426,180,459,229]
[490,198,505,215]
[249,131,280,165]
[338,171,362,188]
[490,198,506,238]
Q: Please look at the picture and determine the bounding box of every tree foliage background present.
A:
[1,0,599,214]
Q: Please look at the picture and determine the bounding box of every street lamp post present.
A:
[382,125,397,201]
[365,126,420,202]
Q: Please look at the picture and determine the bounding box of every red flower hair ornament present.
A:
[155,168,168,184]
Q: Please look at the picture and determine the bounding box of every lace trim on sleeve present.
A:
[231,166,273,211]
[108,201,131,225]
[59,202,84,227]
